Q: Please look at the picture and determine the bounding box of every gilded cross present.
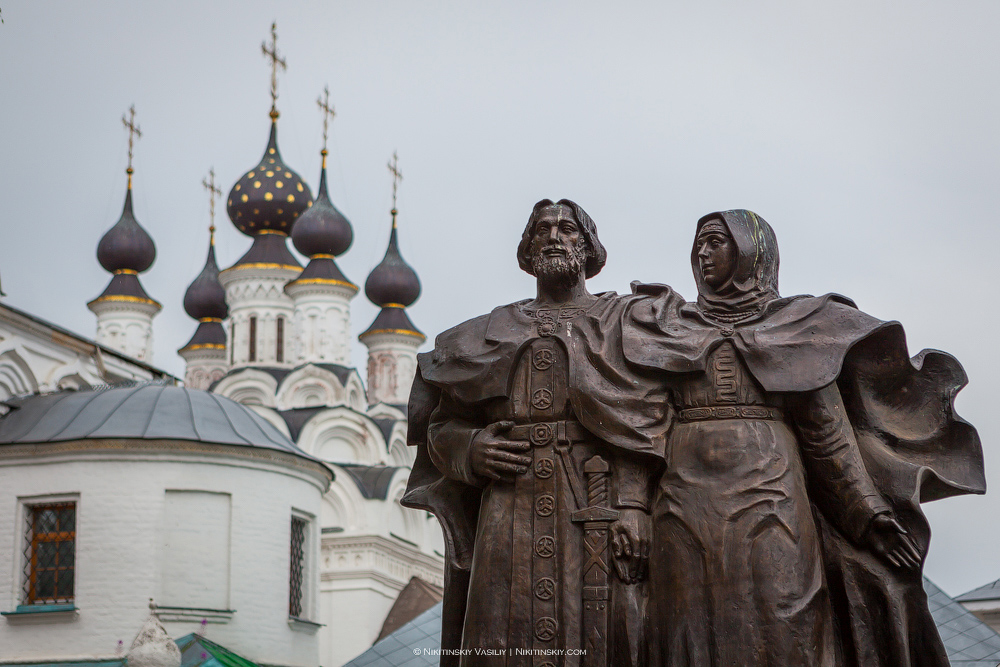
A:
[261,22,286,118]
[202,167,222,242]
[388,151,403,224]
[121,104,142,188]
[317,85,335,151]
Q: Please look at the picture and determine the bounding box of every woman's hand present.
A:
[865,514,922,570]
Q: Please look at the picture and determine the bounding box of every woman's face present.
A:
[695,222,737,290]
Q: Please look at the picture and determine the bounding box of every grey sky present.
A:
[1,1,998,596]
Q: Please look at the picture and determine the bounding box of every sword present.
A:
[571,455,619,667]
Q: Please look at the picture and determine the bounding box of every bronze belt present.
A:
[509,419,590,446]
[679,405,784,422]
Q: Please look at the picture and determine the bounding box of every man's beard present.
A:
[532,242,588,290]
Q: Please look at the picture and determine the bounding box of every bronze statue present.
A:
[404,199,669,666]
[623,209,985,667]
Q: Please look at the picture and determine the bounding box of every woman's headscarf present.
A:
[692,209,779,322]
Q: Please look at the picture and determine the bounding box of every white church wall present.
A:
[298,408,388,466]
[0,444,326,667]
[161,490,232,610]
[0,305,159,402]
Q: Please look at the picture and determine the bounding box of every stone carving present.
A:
[126,601,181,667]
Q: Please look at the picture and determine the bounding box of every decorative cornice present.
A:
[87,294,162,307]
[220,262,302,275]
[359,328,426,343]
[0,438,332,488]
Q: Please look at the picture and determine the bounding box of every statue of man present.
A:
[404,199,668,666]
[623,209,985,667]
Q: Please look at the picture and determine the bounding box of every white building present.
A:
[0,384,331,666]
[0,62,442,667]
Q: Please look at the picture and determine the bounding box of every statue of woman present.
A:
[623,210,984,667]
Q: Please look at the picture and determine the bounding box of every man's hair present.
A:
[517,198,607,279]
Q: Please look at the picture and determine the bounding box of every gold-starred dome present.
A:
[226,120,313,236]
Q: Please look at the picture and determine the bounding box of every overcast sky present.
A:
[1,1,998,596]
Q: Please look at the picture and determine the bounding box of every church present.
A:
[2,21,1000,667]
[0,25,442,667]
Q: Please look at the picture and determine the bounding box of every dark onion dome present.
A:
[89,179,160,310]
[89,272,160,308]
[183,234,228,321]
[359,304,424,342]
[97,186,156,273]
[226,120,313,236]
[291,150,353,257]
[284,255,357,292]
[359,218,424,342]
[227,229,302,272]
[364,223,420,308]
[179,318,226,354]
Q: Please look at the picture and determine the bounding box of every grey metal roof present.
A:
[957,578,1000,603]
[209,362,355,393]
[343,602,441,667]
[924,577,1000,665]
[0,384,316,463]
[341,582,1000,667]
[339,464,402,500]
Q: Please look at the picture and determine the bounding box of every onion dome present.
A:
[285,150,357,293]
[225,120,313,236]
[88,176,160,310]
[291,151,352,257]
[97,186,156,273]
[365,223,420,308]
[179,231,228,355]
[183,233,228,321]
[359,215,424,342]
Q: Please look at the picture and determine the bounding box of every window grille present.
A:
[276,317,284,363]
[248,316,257,362]
[23,503,76,605]
[289,516,306,617]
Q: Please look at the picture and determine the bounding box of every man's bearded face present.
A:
[529,206,589,288]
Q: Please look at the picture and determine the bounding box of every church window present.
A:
[289,516,307,617]
[22,502,76,605]
[276,317,285,363]
[249,316,257,362]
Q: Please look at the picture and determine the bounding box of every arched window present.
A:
[229,321,235,365]
[276,317,285,363]
[248,316,257,362]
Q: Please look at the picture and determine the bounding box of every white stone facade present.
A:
[286,281,357,366]
[178,343,227,391]
[0,303,169,403]
[0,441,328,666]
[360,330,422,407]
[195,231,443,666]
[219,264,299,369]
[86,297,161,364]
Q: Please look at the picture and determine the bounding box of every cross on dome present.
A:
[261,22,286,119]
[202,167,221,241]
[122,104,142,189]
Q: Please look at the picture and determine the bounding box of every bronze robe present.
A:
[623,284,985,667]
[404,292,670,667]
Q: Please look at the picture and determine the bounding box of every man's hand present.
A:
[611,508,650,584]
[469,421,531,481]
[865,514,922,570]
